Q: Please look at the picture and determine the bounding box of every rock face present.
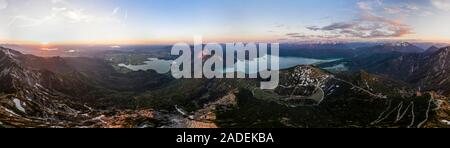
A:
[411,47,450,95]
[0,47,95,127]
[322,45,450,96]
[378,47,450,95]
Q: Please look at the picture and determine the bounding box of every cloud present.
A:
[277,38,289,41]
[51,0,67,4]
[317,23,356,31]
[2,0,129,42]
[52,7,67,12]
[306,2,413,39]
[0,0,8,10]
[306,26,320,31]
[275,24,285,28]
[431,0,450,11]
[112,7,120,15]
[308,16,413,38]
[384,4,420,14]
[11,3,123,28]
[286,33,301,36]
[285,32,341,40]
[10,7,94,27]
[420,11,434,16]
[357,2,372,11]
[41,48,59,51]
[63,9,95,23]
[384,7,402,14]
[405,4,420,11]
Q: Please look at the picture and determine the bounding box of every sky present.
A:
[1,0,450,45]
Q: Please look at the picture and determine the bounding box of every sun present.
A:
[41,42,49,45]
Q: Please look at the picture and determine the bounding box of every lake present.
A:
[118,56,338,74]
[118,58,173,74]
[221,55,338,74]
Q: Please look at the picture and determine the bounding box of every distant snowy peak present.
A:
[363,42,424,54]
[385,42,415,47]
[383,42,423,50]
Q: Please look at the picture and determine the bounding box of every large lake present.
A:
[118,56,338,74]
[221,55,337,74]
[118,58,173,74]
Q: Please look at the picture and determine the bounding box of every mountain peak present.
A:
[0,47,22,58]
[384,42,414,47]
[424,46,441,55]
[0,47,24,68]
[356,42,424,55]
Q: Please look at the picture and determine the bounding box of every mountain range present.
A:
[320,45,450,96]
[1,42,449,128]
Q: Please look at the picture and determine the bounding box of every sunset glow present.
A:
[0,0,450,44]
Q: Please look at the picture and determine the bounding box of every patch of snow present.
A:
[13,98,26,113]
[441,120,450,125]
[1,68,10,76]
[74,126,92,128]
[364,81,370,89]
[4,49,16,57]
[3,108,19,117]
[34,83,43,88]
[138,124,152,128]
[92,115,106,124]
[26,96,33,101]
[175,105,188,116]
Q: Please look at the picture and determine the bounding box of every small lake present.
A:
[118,58,173,74]
[118,56,338,74]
